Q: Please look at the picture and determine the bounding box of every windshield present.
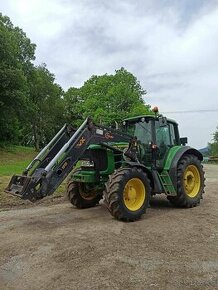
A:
[126,121,152,144]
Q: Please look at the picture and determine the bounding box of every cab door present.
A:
[154,120,177,170]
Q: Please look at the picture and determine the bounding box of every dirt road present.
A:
[0,164,218,290]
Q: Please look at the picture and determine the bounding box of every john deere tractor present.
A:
[6,109,205,221]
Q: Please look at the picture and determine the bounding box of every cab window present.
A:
[126,121,152,145]
[169,123,177,145]
[155,122,171,147]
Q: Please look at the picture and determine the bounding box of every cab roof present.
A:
[123,114,178,125]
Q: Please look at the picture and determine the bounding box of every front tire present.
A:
[67,182,102,209]
[168,154,205,207]
[103,167,151,221]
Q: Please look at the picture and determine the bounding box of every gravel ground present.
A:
[0,164,218,290]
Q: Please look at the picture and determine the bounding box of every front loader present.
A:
[5,109,205,221]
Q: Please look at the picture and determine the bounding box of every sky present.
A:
[1,0,218,149]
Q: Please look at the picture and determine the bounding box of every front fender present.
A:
[124,161,162,193]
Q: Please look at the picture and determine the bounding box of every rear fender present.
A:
[166,147,203,189]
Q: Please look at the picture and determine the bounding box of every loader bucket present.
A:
[5,174,43,201]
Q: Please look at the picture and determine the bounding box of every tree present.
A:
[64,87,85,127]
[25,64,64,150]
[210,127,218,156]
[64,68,151,126]
[0,13,36,143]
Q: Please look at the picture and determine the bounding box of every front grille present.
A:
[81,149,108,171]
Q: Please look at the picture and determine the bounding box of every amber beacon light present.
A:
[152,106,159,114]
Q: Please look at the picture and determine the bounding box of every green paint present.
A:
[73,171,98,183]
[123,114,177,125]
[163,146,183,170]
[88,144,102,149]
[124,114,155,121]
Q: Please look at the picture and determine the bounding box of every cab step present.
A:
[158,171,177,196]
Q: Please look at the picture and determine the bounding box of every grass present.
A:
[0,145,66,209]
[0,146,36,175]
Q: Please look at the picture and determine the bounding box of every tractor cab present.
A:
[122,114,182,169]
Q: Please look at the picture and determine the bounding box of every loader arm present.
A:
[5,118,130,201]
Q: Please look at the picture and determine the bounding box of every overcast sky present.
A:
[1,0,218,148]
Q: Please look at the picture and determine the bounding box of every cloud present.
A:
[1,0,218,148]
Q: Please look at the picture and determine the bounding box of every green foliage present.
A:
[64,68,151,126]
[25,64,64,149]
[209,127,218,156]
[0,13,36,143]
[64,87,84,127]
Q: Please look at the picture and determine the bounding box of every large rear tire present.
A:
[168,154,205,207]
[67,181,102,209]
[103,167,151,221]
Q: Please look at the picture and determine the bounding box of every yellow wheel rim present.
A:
[183,165,201,198]
[123,178,146,211]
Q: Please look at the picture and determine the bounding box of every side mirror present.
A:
[180,137,188,145]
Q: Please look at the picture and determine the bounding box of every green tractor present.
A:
[6,109,205,222]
